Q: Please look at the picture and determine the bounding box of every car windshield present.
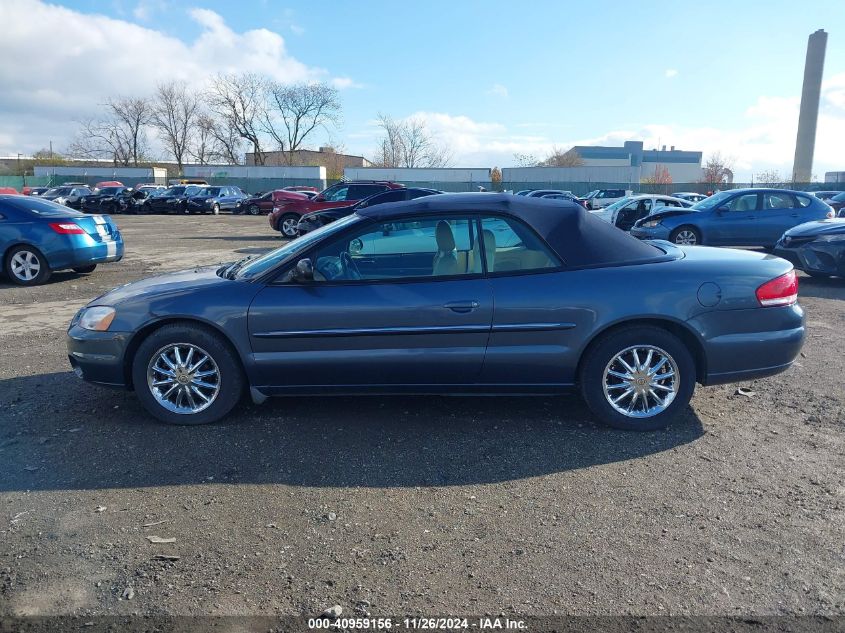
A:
[44,187,71,196]
[201,187,221,196]
[100,187,122,195]
[235,214,361,280]
[830,191,845,202]
[166,187,186,196]
[689,190,737,210]
[601,196,634,212]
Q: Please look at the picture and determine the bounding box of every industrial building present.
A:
[571,140,704,183]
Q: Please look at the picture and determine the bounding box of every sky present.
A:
[1,0,844,179]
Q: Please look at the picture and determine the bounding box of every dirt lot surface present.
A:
[1,215,843,619]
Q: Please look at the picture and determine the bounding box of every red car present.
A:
[95,180,123,189]
[240,189,310,217]
[269,181,404,236]
[0,187,20,195]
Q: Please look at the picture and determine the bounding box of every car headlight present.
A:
[641,219,662,228]
[78,306,116,331]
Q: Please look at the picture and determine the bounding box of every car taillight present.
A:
[49,222,85,234]
[756,270,798,307]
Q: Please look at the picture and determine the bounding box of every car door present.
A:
[247,213,493,391]
[760,192,802,244]
[708,192,762,245]
[476,214,592,386]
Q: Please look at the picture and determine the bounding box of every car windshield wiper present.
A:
[223,255,256,279]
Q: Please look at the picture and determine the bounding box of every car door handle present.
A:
[443,300,480,313]
[790,213,799,218]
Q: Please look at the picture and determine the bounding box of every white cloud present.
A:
[132,0,166,21]
[0,0,352,155]
[487,83,509,98]
[331,77,364,90]
[664,69,678,78]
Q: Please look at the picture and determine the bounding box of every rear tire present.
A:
[247,204,261,216]
[5,245,51,286]
[132,323,245,425]
[579,325,696,431]
[73,264,97,274]
[670,225,701,246]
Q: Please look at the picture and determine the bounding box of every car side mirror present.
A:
[292,258,314,283]
[716,205,729,214]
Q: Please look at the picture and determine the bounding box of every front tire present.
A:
[211,203,220,215]
[132,324,245,425]
[5,245,51,286]
[670,225,701,246]
[579,325,696,431]
[247,204,261,216]
[279,213,300,238]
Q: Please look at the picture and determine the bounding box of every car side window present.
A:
[726,193,760,212]
[323,186,349,202]
[763,193,796,210]
[309,215,475,282]
[479,216,561,274]
[796,194,813,208]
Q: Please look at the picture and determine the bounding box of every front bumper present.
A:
[689,304,805,385]
[630,225,671,240]
[774,240,845,277]
[66,325,132,388]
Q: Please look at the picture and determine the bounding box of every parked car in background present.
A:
[630,188,835,246]
[585,189,629,210]
[67,193,804,430]
[525,189,574,198]
[514,190,534,196]
[607,195,692,231]
[94,180,123,189]
[81,186,132,213]
[145,185,207,214]
[135,184,166,194]
[810,191,842,203]
[239,189,308,216]
[186,186,248,215]
[282,186,319,195]
[673,192,708,204]
[269,181,405,237]
[25,187,50,196]
[296,187,442,236]
[826,191,845,215]
[99,188,152,215]
[41,186,93,209]
[774,219,845,279]
[0,187,20,195]
[0,195,123,286]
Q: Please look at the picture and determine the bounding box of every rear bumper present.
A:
[49,237,125,270]
[690,304,805,386]
[66,325,131,388]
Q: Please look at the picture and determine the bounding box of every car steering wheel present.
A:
[340,251,361,280]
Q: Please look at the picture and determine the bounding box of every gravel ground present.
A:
[0,215,843,619]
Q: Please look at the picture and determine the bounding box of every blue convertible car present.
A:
[1,195,123,286]
[67,194,804,430]
[630,188,834,247]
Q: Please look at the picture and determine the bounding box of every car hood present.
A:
[783,218,845,238]
[89,266,230,307]
[645,208,698,223]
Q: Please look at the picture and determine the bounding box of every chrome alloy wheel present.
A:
[10,250,41,281]
[146,343,221,415]
[674,230,697,245]
[281,217,298,237]
[602,345,679,419]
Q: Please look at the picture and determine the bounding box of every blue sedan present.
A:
[630,188,834,247]
[67,194,804,431]
[1,195,123,286]
[185,186,249,215]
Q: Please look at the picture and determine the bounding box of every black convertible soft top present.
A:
[356,192,661,267]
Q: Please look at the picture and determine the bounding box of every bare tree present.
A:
[538,146,584,167]
[264,82,341,165]
[701,152,735,186]
[190,113,243,165]
[151,82,199,173]
[206,73,267,165]
[512,153,539,167]
[67,96,152,167]
[755,169,791,186]
[372,113,451,168]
